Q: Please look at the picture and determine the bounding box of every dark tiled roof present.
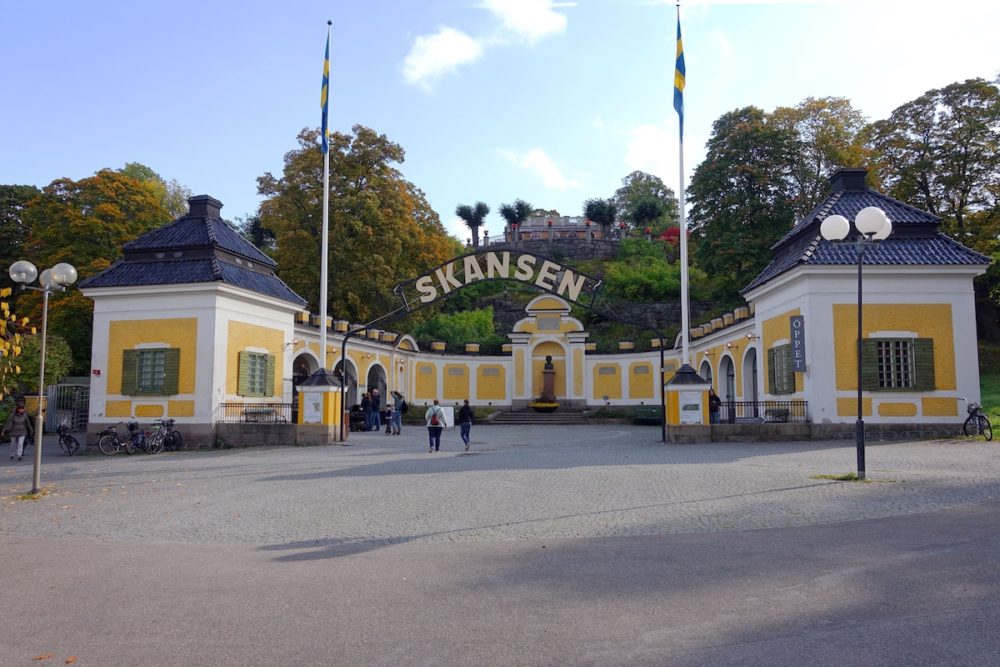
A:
[80,257,306,306]
[745,232,989,293]
[124,216,276,267]
[80,194,306,306]
[744,172,989,293]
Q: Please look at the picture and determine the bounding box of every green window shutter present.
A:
[237,351,250,396]
[121,350,138,395]
[767,348,776,394]
[162,348,180,395]
[265,354,276,396]
[913,338,935,391]
[860,340,879,391]
[779,345,793,394]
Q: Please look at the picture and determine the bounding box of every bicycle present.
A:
[98,422,132,455]
[155,418,183,452]
[962,400,993,441]
[126,419,158,454]
[56,420,81,455]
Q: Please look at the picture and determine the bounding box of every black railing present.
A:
[721,400,809,424]
[218,402,293,424]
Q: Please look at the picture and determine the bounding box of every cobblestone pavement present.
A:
[2,426,999,547]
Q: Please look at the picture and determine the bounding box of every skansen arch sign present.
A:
[393,250,603,312]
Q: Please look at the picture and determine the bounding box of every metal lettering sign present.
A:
[790,315,806,372]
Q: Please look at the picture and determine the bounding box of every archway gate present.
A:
[334,249,673,441]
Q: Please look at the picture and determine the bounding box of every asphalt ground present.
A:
[2,426,999,666]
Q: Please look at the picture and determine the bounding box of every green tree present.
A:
[118,162,191,219]
[235,213,275,253]
[583,198,616,239]
[770,97,871,216]
[0,185,41,289]
[411,307,501,350]
[629,197,666,236]
[612,171,679,234]
[12,333,73,394]
[866,78,1000,248]
[20,169,172,372]
[455,201,489,248]
[0,287,32,400]
[258,125,459,322]
[688,106,797,297]
[498,199,532,242]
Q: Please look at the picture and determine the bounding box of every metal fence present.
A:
[218,402,293,424]
[720,400,809,424]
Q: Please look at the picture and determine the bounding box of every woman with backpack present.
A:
[424,399,446,452]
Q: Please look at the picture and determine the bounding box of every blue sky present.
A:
[2,0,997,242]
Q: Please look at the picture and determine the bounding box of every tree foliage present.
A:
[118,162,191,219]
[12,333,73,393]
[411,307,502,350]
[866,78,1000,250]
[18,169,172,372]
[258,125,460,323]
[0,287,33,400]
[455,201,489,248]
[688,106,797,297]
[0,185,41,289]
[498,199,532,230]
[612,171,679,234]
[770,97,870,217]
[603,239,710,302]
[583,198,616,238]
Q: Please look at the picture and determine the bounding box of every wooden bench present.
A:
[242,406,287,423]
[633,406,663,425]
[764,408,789,423]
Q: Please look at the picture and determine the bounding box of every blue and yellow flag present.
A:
[320,28,330,154]
[673,11,685,141]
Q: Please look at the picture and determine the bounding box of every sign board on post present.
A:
[679,390,703,425]
[790,315,806,372]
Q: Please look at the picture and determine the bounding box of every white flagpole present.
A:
[319,21,331,370]
[675,4,690,367]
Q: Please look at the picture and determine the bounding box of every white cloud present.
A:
[482,0,572,42]
[623,123,675,185]
[402,27,483,90]
[500,148,581,190]
[710,30,732,58]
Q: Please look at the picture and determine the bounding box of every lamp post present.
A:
[820,206,891,480]
[8,260,78,494]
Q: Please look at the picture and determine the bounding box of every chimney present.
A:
[187,195,223,218]
[828,168,868,192]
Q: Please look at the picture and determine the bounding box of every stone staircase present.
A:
[488,409,589,426]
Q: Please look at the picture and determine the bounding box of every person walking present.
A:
[458,399,474,451]
[390,391,405,435]
[384,403,393,435]
[3,404,33,462]
[360,392,372,431]
[708,388,722,424]
[425,399,446,453]
[370,388,382,431]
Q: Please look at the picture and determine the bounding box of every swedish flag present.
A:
[673,13,685,140]
[320,28,330,154]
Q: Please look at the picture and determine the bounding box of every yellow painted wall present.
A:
[443,364,471,401]
[515,349,525,395]
[922,397,959,417]
[878,402,917,417]
[105,400,132,418]
[109,318,198,394]
[134,404,164,418]
[414,362,437,399]
[663,360,678,385]
[593,364,622,400]
[832,303,955,391]
[573,349,584,395]
[226,321,284,396]
[476,366,506,401]
[837,397,872,417]
[629,362,654,399]
[168,400,196,417]
[762,309,803,393]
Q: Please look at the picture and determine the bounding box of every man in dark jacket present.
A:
[458,399,474,451]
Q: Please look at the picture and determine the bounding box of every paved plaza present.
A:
[3,425,1000,665]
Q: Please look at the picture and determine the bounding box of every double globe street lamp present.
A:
[820,207,892,480]
[8,260,78,494]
